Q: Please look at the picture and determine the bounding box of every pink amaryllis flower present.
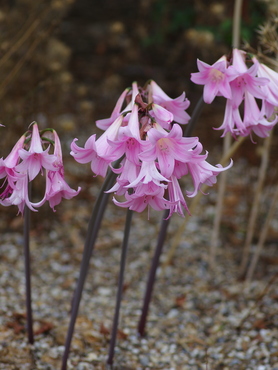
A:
[17,123,57,181]
[0,134,26,183]
[191,48,278,139]
[254,57,278,117]
[36,130,81,211]
[72,80,231,217]
[0,123,80,214]
[139,123,198,178]
[1,174,38,214]
[0,134,34,213]
[227,49,269,108]
[149,80,190,124]
[113,186,170,214]
[190,56,233,104]
[96,82,140,130]
[96,88,129,130]
[71,115,123,177]
[185,142,232,198]
[167,175,190,218]
[241,92,277,138]
[107,105,147,165]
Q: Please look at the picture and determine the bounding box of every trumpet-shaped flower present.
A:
[227,50,269,108]
[185,143,232,197]
[241,92,278,138]
[139,123,198,178]
[254,58,278,117]
[0,123,80,214]
[191,48,278,138]
[17,123,57,181]
[113,186,170,214]
[167,176,189,218]
[190,56,233,104]
[150,80,190,124]
[71,80,230,217]
[107,105,147,165]
[71,115,123,177]
[39,130,81,211]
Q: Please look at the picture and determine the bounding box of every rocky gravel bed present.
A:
[1,162,278,370]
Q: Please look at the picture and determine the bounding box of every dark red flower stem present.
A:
[183,96,204,137]
[23,202,34,344]
[138,96,204,337]
[107,208,133,366]
[61,166,118,370]
[138,210,170,336]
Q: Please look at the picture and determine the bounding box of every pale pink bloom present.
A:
[71,115,123,177]
[216,99,246,137]
[70,135,97,164]
[229,48,247,73]
[41,130,81,211]
[241,92,277,138]
[191,56,233,104]
[96,88,129,130]
[122,82,140,115]
[0,135,27,209]
[150,80,190,124]
[113,186,170,214]
[1,124,79,214]
[150,104,174,129]
[186,143,232,197]
[107,105,147,165]
[172,160,189,179]
[41,170,80,211]
[1,174,37,214]
[139,123,198,178]
[167,176,189,218]
[71,137,108,177]
[72,80,232,217]
[0,135,25,183]
[254,58,278,117]
[125,160,169,190]
[107,158,139,195]
[96,82,140,130]
[227,49,269,108]
[17,123,57,181]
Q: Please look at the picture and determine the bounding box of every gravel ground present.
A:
[1,160,278,370]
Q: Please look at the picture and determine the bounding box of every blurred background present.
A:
[0,0,277,249]
[0,0,268,145]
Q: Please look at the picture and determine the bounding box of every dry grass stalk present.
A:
[209,133,231,268]
[245,183,278,282]
[209,0,243,269]
[163,136,246,267]
[239,132,273,278]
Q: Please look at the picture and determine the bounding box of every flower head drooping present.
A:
[0,123,80,214]
[71,80,232,217]
[191,48,278,139]
[16,123,57,181]
[38,130,81,212]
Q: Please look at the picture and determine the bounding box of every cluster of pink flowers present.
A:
[0,122,80,214]
[191,48,278,138]
[70,81,232,218]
